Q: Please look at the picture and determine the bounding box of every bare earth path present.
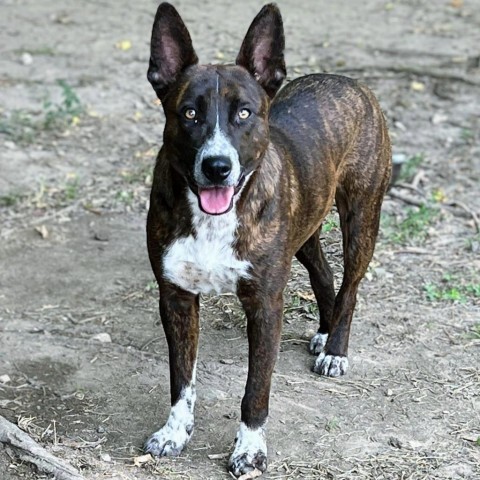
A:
[1,1,479,478]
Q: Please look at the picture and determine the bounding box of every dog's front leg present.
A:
[145,282,199,457]
[229,284,284,477]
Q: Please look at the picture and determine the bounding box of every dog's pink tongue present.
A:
[198,186,234,214]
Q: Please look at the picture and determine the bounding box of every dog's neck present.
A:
[235,143,283,217]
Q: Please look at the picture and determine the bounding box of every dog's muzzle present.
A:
[195,156,236,215]
[193,125,244,215]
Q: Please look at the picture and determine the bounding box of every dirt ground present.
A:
[1,0,479,478]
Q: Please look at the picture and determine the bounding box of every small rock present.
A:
[388,436,403,449]
[35,225,49,239]
[410,80,425,92]
[0,374,11,384]
[431,112,448,125]
[220,358,234,365]
[100,453,111,462]
[91,333,111,343]
[97,425,106,433]
[304,328,316,339]
[386,388,393,397]
[93,231,109,242]
[4,141,16,150]
[21,52,33,65]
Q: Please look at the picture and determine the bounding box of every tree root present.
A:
[0,415,84,480]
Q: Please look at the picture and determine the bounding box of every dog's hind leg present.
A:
[313,176,386,377]
[295,229,336,354]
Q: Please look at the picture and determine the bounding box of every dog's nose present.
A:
[202,156,232,183]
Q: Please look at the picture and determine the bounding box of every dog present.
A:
[144,2,391,476]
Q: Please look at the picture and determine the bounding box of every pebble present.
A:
[21,52,33,65]
[91,333,112,343]
[388,436,403,449]
[94,231,109,242]
[431,112,448,125]
[100,453,112,462]
[0,374,11,384]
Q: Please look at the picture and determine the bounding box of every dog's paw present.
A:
[313,352,349,377]
[309,332,329,355]
[144,422,193,457]
[228,423,267,477]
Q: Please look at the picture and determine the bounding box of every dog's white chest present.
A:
[162,193,251,295]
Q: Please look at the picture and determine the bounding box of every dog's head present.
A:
[148,3,286,215]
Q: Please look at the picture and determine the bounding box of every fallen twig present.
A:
[0,415,84,480]
[446,201,480,233]
[388,191,425,207]
[140,336,162,351]
[388,190,480,233]
[393,247,431,255]
[394,182,425,196]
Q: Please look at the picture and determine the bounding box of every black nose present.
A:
[202,156,232,183]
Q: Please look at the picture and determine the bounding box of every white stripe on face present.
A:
[194,74,241,186]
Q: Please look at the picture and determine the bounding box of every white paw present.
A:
[145,385,195,457]
[313,352,349,377]
[309,332,328,355]
[144,421,192,457]
[228,423,267,477]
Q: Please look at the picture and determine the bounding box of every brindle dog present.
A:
[144,3,391,476]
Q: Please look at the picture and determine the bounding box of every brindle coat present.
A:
[145,2,391,476]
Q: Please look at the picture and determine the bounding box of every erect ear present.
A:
[236,4,286,98]
[147,3,198,101]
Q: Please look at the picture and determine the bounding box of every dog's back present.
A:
[265,74,391,253]
[270,74,391,189]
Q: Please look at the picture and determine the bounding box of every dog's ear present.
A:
[147,3,198,101]
[236,4,286,98]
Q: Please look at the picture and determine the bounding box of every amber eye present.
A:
[184,108,196,120]
[238,108,251,120]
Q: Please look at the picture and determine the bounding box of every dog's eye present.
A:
[238,108,251,120]
[184,108,196,120]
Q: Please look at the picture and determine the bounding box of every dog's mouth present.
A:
[196,175,246,215]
